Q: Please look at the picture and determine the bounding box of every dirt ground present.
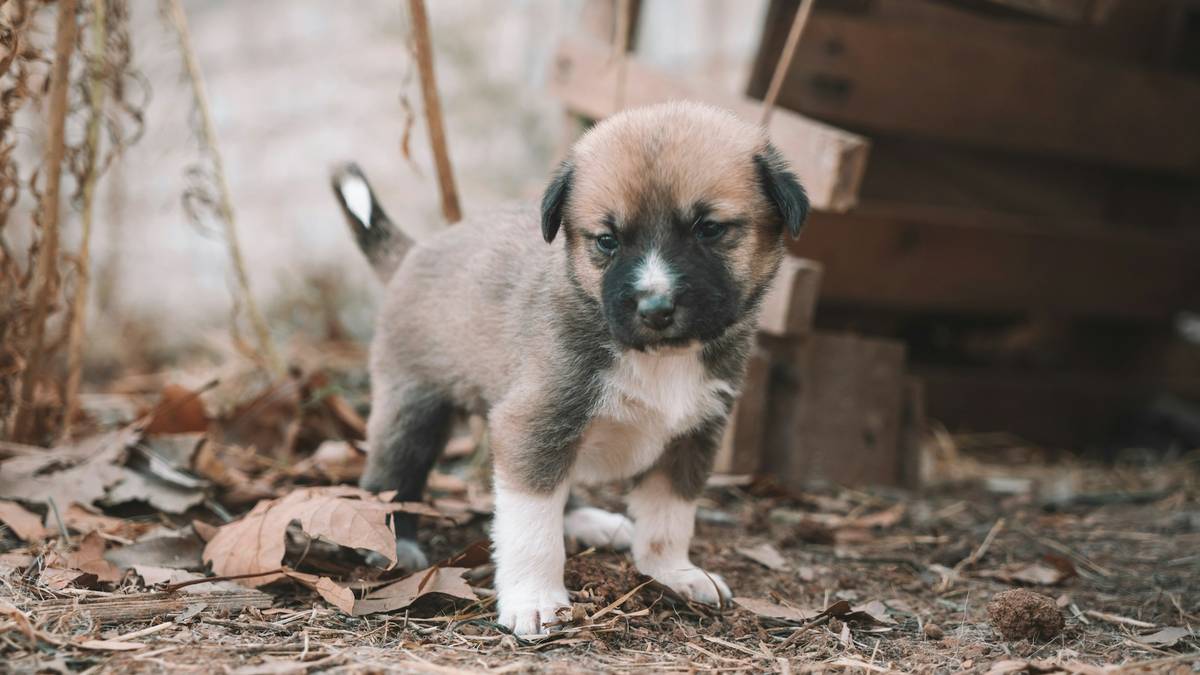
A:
[0,351,1196,674]
[0,458,1195,667]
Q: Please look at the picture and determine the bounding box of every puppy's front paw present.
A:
[564,507,634,551]
[647,565,732,607]
[497,587,571,636]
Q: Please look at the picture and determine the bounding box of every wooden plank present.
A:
[916,366,1138,448]
[714,347,770,475]
[549,37,870,212]
[943,0,1117,23]
[34,590,274,625]
[790,205,1200,319]
[758,257,823,337]
[761,332,909,487]
[748,6,1200,172]
[798,0,1177,65]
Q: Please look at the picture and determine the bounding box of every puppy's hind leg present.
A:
[361,377,453,571]
[564,493,633,551]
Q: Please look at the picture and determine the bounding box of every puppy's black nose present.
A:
[637,295,675,330]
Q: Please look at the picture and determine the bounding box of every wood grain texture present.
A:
[790,205,1200,319]
[749,4,1200,172]
[550,38,869,212]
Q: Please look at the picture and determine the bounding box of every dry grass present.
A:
[2,444,1197,673]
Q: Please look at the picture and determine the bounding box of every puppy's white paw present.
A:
[564,507,634,551]
[646,565,732,607]
[497,587,571,636]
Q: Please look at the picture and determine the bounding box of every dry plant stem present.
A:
[62,0,110,441]
[940,517,1005,591]
[613,0,632,110]
[760,0,814,127]
[163,0,280,374]
[407,0,462,225]
[11,0,79,442]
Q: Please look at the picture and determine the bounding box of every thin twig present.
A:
[161,568,285,593]
[406,0,461,225]
[62,0,110,441]
[779,613,830,649]
[11,0,79,442]
[162,0,280,374]
[939,517,1004,591]
[760,0,814,126]
[613,0,632,111]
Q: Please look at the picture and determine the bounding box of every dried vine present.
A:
[162,0,281,374]
[1,0,147,443]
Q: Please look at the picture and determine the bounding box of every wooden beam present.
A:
[549,37,870,212]
[761,332,909,487]
[916,366,1138,448]
[758,257,823,337]
[713,347,770,475]
[940,0,1118,23]
[749,6,1200,172]
[790,205,1200,320]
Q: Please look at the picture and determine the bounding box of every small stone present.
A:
[987,589,1064,641]
[923,622,945,640]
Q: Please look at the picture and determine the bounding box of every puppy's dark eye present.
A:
[694,220,727,242]
[596,233,619,255]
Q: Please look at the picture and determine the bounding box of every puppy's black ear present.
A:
[754,145,809,239]
[540,161,574,244]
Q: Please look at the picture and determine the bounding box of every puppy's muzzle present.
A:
[636,293,675,331]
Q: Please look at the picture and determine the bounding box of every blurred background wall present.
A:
[56,0,765,362]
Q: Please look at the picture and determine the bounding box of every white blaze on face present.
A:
[635,250,674,296]
[339,173,373,228]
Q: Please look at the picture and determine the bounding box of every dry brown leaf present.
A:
[438,540,491,569]
[849,600,895,625]
[132,565,244,593]
[431,498,478,524]
[142,384,209,435]
[216,380,302,460]
[289,440,365,483]
[68,531,123,583]
[0,500,50,541]
[736,543,789,571]
[192,520,218,542]
[733,597,818,622]
[1138,626,1191,647]
[203,487,439,585]
[298,566,476,616]
[106,469,205,514]
[823,599,893,626]
[0,553,35,571]
[41,568,97,590]
[52,504,149,539]
[105,530,205,571]
[0,426,138,510]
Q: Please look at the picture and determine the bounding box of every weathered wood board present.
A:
[550,38,870,212]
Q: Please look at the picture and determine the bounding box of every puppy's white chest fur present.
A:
[573,347,732,483]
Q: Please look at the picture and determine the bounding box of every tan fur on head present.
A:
[559,102,784,303]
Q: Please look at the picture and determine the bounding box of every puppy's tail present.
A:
[330,162,411,281]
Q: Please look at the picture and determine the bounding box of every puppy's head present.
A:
[541,102,808,350]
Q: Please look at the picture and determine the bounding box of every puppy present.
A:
[331,102,807,636]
